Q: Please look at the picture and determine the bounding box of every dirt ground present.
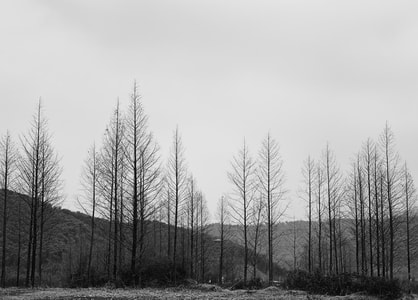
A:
[0,285,412,300]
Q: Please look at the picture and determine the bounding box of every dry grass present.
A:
[0,286,408,300]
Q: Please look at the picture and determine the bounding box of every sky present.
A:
[1,0,418,221]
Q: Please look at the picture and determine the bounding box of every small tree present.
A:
[216,195,229,284]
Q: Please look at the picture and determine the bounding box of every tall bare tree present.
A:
[19,100,63,287]
[257,133,285,283]
[357,153,367,275]
[80,144,99,285]
[380,123,401,280]
[167,127,187,281]
[350,162,360,274]
[403,163,415,283]
[0,132,17,287]
[301,156,314,273]
[323,144,342,274]
[228,139,255,284]
[99,101,125,281]
[125,83,161,285]
[316,164,325,272]
[37,125,62,284]
[373,146,381,277]
[362,139,374,276]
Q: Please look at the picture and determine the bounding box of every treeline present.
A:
[1,83,417,289]
[299,124,417,281]
[0,83,214,287]
[65,82,214,286]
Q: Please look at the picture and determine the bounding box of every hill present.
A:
[0,190,283,287]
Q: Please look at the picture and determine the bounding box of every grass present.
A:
[0,286,394,300]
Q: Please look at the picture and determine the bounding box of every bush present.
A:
[120,256,187,286]
[230,277,264,290]
[284,270,402,299]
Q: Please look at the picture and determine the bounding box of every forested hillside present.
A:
[0,190,283,287]
[208,215,418,281]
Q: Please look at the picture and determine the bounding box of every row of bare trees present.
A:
[0,101,63,287]
[79,83,211,285]
[301,123,417,281]
[0,85,212,287]
[2,92,417,287]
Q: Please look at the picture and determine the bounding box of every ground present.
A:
[0,286,413,300]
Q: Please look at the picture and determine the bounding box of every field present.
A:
[0,286,399,300]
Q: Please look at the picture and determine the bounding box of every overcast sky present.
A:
[1,0,418,220]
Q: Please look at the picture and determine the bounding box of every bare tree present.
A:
[19,101,44,287]
[249,193,264,280]
[373,146,381,277]
[357,153,367,276]
[301,156,314,273]
[316,163,325,272]
[380,123,401,280]
[216,195,228,284]
[362,139,374,276]
[124,83,161,285]
[19,100,62,287]
[228,139,255,284]
[403,163,415,283]
[257,133,285,283]
[0,132,17,287]
[197,192,209,282]
[165,182,172,258]
[188,176,196,279]
[167,127,187,281]
[323,144,342,275]
[99,101,125,281]
[293,217,298,270]
[379,167,386,278]
[350,162,360,274]
[80,144,99,285]
[37,125,63,284]
[125,82,146,285]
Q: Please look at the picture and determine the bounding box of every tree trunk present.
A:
[374,151,380,277]
[326,148,333,274]
[385,140,394,280]
[405,165,411,283]
[380,171,386,278]
[354,168,359,274]
[16,198,22,286]
[366,143,373,276]
[219,217,223,284]
[317,166,322,273]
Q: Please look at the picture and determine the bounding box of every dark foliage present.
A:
[230,277,264,290]
[284,270,402,299]
[119,256,187,286]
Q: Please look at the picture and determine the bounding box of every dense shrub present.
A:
[230,277,264,290]
[134,256,187,286]
[284,270,402,299]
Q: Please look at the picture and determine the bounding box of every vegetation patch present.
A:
[284,270,402,299]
